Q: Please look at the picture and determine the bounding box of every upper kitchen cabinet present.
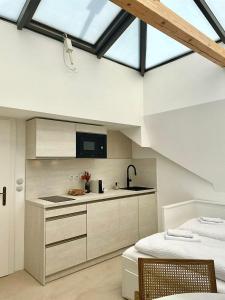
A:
[107,130,132,159]
[26,118,76,159]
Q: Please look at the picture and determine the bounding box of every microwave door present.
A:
[76,132,107,158]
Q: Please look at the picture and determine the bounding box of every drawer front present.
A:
[46,237,86,276]
[46,213,86,244]
[45,204,86,218]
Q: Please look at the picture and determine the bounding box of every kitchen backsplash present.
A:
[26,158,156,199]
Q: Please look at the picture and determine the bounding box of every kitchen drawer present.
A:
[46,213,86,244]
[45,204,86,218]
[45,237,86,276]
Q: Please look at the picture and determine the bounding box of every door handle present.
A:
[0,186,6,206]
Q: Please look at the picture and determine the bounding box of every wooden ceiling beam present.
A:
[110,0,225,67]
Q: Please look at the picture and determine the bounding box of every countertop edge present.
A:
[26,189,157,208]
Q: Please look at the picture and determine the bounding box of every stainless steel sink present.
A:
[120,186,154,191]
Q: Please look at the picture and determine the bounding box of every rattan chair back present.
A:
[137,258,217,300]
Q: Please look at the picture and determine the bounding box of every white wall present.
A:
[144,45,225,115]
[0,20,142,126]
[143,99,225,191]
[132,143,225,230]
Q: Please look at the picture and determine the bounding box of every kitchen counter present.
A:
[27,188,156,208]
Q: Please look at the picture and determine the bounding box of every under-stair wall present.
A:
[132,144,225,230]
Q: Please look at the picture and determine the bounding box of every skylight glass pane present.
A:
[33,0,121,44]
[205,0,225,30]
[161,0,219,40]
[146,26,189,68]
[0,0,26,21]
[104,19,140,69]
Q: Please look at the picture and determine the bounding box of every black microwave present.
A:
[76,132,107,158]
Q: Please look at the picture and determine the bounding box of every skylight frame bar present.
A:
[145,50,193,72]
[103,56,139,71]
[27,20,96,54]
[0,16,17,25]
[140,20,147,76]
[193,0,225,43]
[95,10,128,52]
[17,0,41,30]
[95,10,135,58]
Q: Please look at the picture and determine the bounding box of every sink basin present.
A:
[120,186,154,191]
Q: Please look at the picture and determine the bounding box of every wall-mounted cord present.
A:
[63,34,77,72]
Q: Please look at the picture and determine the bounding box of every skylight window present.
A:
[204,0,225,30]
[0,0,224,74]
[104,19,140,69]
[0,0,26,21]
[33,0,121,44]
[146,26,189,69]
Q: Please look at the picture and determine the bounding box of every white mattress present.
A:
[179,218,225,241]
[122,246,225,294]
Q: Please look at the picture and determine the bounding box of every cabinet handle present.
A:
[0,186,6,206]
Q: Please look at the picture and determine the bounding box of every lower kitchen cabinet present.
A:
[25,203,88,285]
[87,196,139,260]
[87,200,120,260]
[139,193,157,239]
[118,196,139,248]
[25,192,157,285]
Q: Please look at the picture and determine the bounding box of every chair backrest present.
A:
[138,258,217,300]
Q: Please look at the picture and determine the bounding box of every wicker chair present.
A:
[135,258,217,300]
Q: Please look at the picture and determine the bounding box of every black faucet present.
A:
[127,165,137,188]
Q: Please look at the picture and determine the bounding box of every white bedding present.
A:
[135,233,225,282]
[179,218,225,241]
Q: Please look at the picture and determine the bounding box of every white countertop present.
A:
[26,188,156,208]
[156,293,225,300]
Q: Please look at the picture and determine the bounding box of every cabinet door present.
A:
[119,196,139,248]
[139,194,158,239]
[87,200,120,260]
[36,119,75,157]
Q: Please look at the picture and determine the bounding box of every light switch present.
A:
[16,186,23,192]
[16,178,24,185]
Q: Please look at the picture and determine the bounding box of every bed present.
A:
[122,199,225,300]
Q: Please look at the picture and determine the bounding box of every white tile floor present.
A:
[0,257,124,300]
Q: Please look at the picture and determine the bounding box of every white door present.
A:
[0,119,14,277]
